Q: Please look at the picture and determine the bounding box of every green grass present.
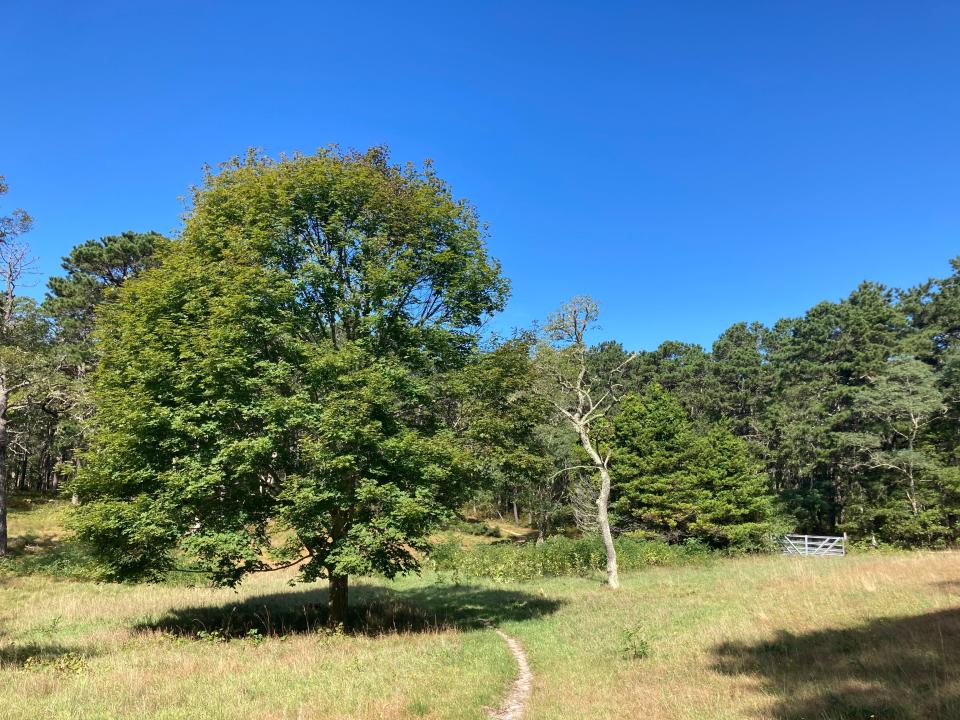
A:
[2,499,959,719]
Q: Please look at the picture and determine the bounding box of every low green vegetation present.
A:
[428,534,710,582]
[0,498,101,582]
[444,517,502,538]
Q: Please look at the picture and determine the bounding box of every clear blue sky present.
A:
[4,1,959,350]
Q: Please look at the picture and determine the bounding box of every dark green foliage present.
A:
[609,386,779,550]
[709,322,773,440]
[44,230,164,362]
[0,535,103,581]
[0,231,165,501]
[762,282,906,534]
[614,264,960,548]
[839,357,959,546]
[450,336,556,535]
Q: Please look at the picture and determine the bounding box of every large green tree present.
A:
[764,283,905,533]
[73,148,507,626]
[840,356,958,545]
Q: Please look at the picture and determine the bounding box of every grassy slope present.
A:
[2,501,959,719]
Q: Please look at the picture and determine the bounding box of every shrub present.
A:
[622,624,651,659]
[427,534,709,582]
[22,652,88,674]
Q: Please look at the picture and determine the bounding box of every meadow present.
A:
[1,500,958,720]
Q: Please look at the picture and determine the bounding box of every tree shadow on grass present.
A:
[134,582,563,639]
[0,641,97,670]
[712,607,960,719]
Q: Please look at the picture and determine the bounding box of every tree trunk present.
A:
[577,426,619,589]
[595,464,619,588]
[328,573,349,630]
[512,501,519,524]
[0,408,8,557]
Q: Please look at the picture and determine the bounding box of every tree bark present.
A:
[595,464,619,589]
[577,426,619,588]
[0,407,8,557]
[328,573,349,630]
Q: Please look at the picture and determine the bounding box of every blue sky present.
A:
[4,1,959,350]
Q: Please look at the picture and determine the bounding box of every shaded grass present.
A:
[137,583,562,639]
[0,573,522,720]
[0,497,104,581]
[712,607,960,719]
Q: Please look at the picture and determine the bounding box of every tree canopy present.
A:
[72,148,508,625]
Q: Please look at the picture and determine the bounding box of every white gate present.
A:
[780,534,845,557]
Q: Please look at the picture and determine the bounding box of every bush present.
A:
[427,534,709,582]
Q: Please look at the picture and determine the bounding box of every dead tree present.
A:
[537,296,635,589]
[0,239,40,554]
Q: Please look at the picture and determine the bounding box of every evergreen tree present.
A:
[611,385,777,549]
[841,356,958,545]
[45,230,164,367]
[610,386,700,541]
[765,282,906,533]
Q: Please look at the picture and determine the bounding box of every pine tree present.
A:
[611,385,777,549]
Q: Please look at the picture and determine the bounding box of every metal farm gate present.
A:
[780,534,845,557]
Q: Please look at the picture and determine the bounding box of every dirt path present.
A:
[487,629,533,720]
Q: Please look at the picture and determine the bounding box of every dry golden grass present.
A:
[2,501,958,719]
[0,569,519,720]
[511,551,960,719]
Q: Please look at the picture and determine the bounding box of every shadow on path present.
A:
[135,582,562,638]
[712,607,960,719]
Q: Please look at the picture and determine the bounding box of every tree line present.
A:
[1,150,959,624]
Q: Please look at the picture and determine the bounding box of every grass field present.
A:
[1,500,959,719]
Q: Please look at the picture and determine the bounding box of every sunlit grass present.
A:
[1,501,958,719]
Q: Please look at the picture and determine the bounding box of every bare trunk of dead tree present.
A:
[595,465,619,589]
[577,426,619,589]
[0,394,8,557]
[328,573,349,630]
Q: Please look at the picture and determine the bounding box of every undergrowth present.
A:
[428,534,711,582]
